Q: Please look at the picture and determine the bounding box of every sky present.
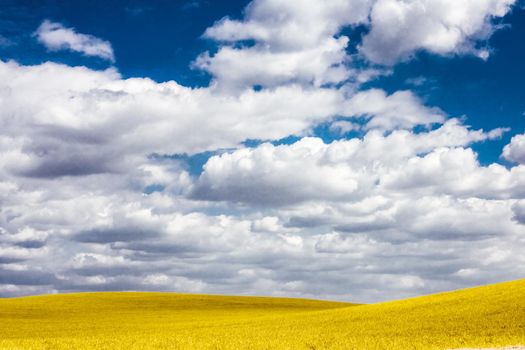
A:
[0,0,524,303]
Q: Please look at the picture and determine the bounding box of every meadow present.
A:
[0,279,523,349]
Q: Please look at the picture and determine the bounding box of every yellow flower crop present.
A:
[0,279,524,349]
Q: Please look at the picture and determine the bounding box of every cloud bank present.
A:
[0,0,523,302]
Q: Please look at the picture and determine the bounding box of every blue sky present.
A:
[0,0,524,301]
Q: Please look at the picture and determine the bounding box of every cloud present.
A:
[0,267,59,286]
[360,0,516,64]
[512,200,525,224]
[381,148,525,199]
[503,133,525,164]
[36,20,115,62]
[0,60,352,179]
[72,227,159,244]
[344,89,445,130]
[1,170,524,302]
[191,120,514,206]
[194,36,351,91]
[191,138,364,206]
[199,0,375,90]
[204,0,372,49]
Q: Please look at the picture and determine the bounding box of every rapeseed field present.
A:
[0,279,524,349]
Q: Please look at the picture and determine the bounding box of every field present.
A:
[0,279,524,349]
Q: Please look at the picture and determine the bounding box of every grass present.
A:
[0,279,524,349]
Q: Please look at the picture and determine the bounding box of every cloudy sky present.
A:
[0,0,524,302]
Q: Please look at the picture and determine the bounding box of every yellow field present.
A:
[0,279,524,350]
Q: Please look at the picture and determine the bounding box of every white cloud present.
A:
[360,0,516,64]
[381,147,525,199]
[0,60,350,179]
[36,20,115,62]
[191,138,364,205]
[195,36,351,91]
[344,89,445,130]
[191,121,514,206]
[503,133,525,164]
[204,0,372,50]
[199,0,376,90]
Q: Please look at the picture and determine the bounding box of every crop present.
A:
[0,279,524,349]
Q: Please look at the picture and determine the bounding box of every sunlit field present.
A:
[0,279,523,349]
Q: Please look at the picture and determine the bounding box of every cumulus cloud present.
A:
[203,0,372,48]
[36,20,115,62]
[191,138,364,206]
[199,0,375,90]
[194,37,351,90]
[191,121,514,206]
[503,133,525,164]
[360,0,516,64]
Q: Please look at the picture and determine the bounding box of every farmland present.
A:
[0,279,524,349]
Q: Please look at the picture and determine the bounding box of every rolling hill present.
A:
[0,279,524,349]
